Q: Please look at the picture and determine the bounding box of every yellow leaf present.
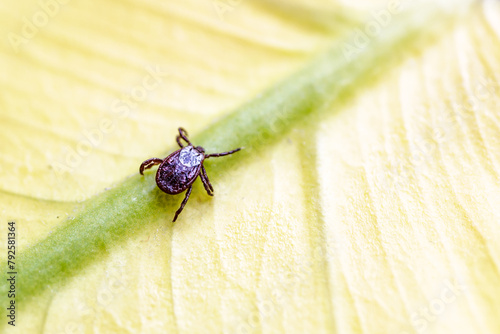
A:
[1,0,500,333]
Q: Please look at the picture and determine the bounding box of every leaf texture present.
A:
[1,0,500,333]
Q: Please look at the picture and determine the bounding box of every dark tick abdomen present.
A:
[156,151,201,194]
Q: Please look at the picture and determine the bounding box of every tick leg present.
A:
[173,185,192,222]
[200,165,214,196]
[176,136,184,148]
[205,147,241,158]
[176,127,192,147]
[139,158,163,175]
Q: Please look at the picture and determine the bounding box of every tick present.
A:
[140,127,241,222]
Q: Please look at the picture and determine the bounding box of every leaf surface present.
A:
[1,0,500,333]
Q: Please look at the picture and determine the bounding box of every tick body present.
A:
[140,128,241,222]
